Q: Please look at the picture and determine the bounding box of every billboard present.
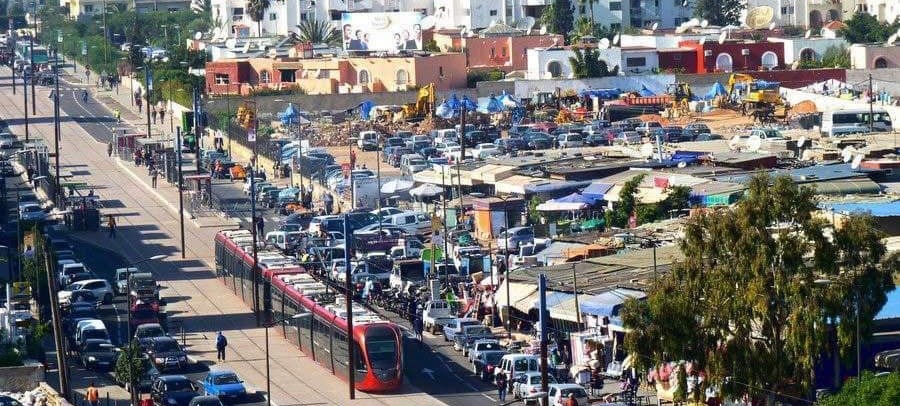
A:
[341,12,424,52]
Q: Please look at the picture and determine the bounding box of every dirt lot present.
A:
[326,145,402,178]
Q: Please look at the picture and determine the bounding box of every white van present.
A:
[821,108,893,137]
[383,211,432,235]
[433,129,458,145]
[357,131,379,150]
[495,354,540,380]
[75,319,109,347]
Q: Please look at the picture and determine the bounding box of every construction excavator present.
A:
[726,73,785,122]
[666,82,694,117]
[374,83,435,123]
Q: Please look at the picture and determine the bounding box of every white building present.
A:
[433,0,505,30]
[767,36,848,65]
[854,0,900,24]
[525,46,658,79]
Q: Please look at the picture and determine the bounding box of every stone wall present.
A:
[0,360,44,391]
[845,69,900,97]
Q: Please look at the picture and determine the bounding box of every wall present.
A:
[464,34,564,72]
[658,49,698,73]
[850,44,900,69]
[767,37,849,65]
[621,49,659,75]
[412,53,468,90]
[846,68,900,97]
[685,41,786,73]
[0,360,43,391]
[526,48,575,80]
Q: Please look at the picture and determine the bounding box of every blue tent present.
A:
[461,96,478,111]
[447,94,461,111]
[436,100,454,119]
[580,88,622,100]
[499,92,519,107]
[582,183,614,201]
[486,96,504,113]
[279,103,302,125]
[359,100,375,120]
[704,82,727,99]
[579,289,647,318]
[639,85,655,97]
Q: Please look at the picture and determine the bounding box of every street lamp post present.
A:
[29,0,36,115]
[263,313,304,406]
[125,254,168,340]
[143,58,153,138]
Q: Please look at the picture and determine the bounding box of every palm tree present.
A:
[568,47,607,78]
[580,0,597,29]
[296,19,342,47]
[247,0,271,37]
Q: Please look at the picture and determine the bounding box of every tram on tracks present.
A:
[214,230,404,391]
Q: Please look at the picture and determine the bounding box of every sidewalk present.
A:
[0,68,445,406]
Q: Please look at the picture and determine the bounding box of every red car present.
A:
[531,122,558,133]
[129,301,161,330]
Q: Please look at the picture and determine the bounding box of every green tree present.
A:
[605,173,644,228]
[621,174,898,402]
[841,12,900,44]
[692,0,742,27]
[116,340,149,406]
[247,0,271,37]
[819,371,900,406]
[550,0,574,40]
[579,0,597,29]
[568,47,608,78]
[296,19,342,47]
[820,46,851,68]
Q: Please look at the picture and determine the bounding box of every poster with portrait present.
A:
[341,12,424,52]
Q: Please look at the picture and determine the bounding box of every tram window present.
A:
[354,342,367,373]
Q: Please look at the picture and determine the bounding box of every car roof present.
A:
[78,279,106,284]
[550,383,583,389]
[152,336,178,344]
[159,375,189,382]
[136,323,163,329]
[207,369,237,377]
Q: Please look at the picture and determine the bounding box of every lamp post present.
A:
[29,0,36,115]
[263,313,305,406]
[125,254,168,340]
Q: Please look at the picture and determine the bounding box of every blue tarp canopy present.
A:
[554,192,599,205]
[639,85,655,97]
[359,100,375,120]
[704,82,727,99]
[525,180,591,194]
[582,183,614,201]
[579,289,647,317]
[821,201,900,217]
[579,88,622,100]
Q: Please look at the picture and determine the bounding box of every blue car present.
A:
[201,370,247,401]
[150,375,201,406]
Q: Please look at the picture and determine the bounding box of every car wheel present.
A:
[103,293,112,304]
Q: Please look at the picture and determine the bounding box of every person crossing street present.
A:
[216,332,228,361]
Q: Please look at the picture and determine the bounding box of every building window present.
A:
[781,6,794,15]
[874,57,888,69]
[396,69,409,85]
[300,12,308,21]
[715,53,733,72]
[84,4,93,12]
[626,57,646,67]
[260,70,271,83]
[280,69,296,82]
[214,73,230,85]
[490,9,498,16]
[232,7,244,16]
[501,47,507,57]
[546,61,562,78]
[609,1,621,11]
[760,51,778,70]
[269,13,277,21]
[359,69,370,84]
[439,66,444,78]
[799,48,816,62]
[491,48,495,58]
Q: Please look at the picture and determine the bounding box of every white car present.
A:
[61,279,114,305]
[371,207,404,220]
[19,203,47,222]
[514,372,558,403]
[444,145,463,162]
[0,133,16,149]
[472,143,501,159]
[557,133,584,149]
[547,384,589,406]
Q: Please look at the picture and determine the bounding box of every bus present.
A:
[15,43,49,66]
[821,108,894,137]
[214,229,404,391]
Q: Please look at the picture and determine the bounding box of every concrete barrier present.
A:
[0,360,44,392]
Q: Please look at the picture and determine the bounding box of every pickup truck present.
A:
[442,317,481,343]
[452,325,495,356]
[353,230,401,253]
[422,299,455,334]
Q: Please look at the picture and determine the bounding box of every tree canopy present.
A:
[692,0,742,27]
[820,371,900,406]
[621,173,897,402]
[840,12,900,44]
[568,47,609,79]
[545,0,574,41]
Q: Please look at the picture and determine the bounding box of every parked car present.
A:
[452,325,495,356]
[473,350,507,381]
[200,370,247,400]
[467,339,502,364]
[114,267,137,295]
[61,279,113,305]
[187,396,223,406]
[472,143,502,159]
[635,121,663,136]
[523,133,552,150]
[496,226,534,252]
[79,339,118,371]
[748,127,785,140]
[117,355,160,393]
[661,126,685,142]
[494,137,528,153]
[357,131,379,150]
[695,133,723,141]
[613,131,642,145]
[145,336,188,372]
[135,323,167,348]
[150,375,201,406]
[514,372,559,402]
[547,384,589,406]
[400,154,428,175]
[18,203,46,222]
[442,318,481,342]
[557,133,584,148]
[683,122,711,139]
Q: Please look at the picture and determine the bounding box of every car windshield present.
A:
[154,340,181,353]
[485,352,505,364]
[464,326,491,336]
[366,326,397,369]
[165,380,194,392]
[133,308,156,320]
[213,373,240,385]
[83,330,107,340]
[561,387,587,397]
[137,326,164,338]
[23,206,41,212]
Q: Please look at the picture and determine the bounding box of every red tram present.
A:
[214,230,404,391]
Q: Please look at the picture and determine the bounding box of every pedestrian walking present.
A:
[159,106,166,123]
[216,332,228,361]
[495,370,508,402]
[114,108,121,122]
[136,96,142,113]
[82,89,88,103]
[323,193,334,214]
[413,314,424,340]
[107,216,117,238]
[564,393,578,406]
[150,167,158,188]
[86,382,99,406]
[151,106,157,124]
[107,141,113,157]
[255,216,265,237]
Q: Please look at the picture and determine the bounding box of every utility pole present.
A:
[29,0,35,115]
[176,127,185,258]
[456,107,466,211]
[144,59,152,138]
[23,60,29,141]
[868,73,874,131]
[538,274,549,406]
[10,28,16,96]
[248,101,260,327]
[343,216,356,400]
[44,244,70,400]
[54,48,60,204]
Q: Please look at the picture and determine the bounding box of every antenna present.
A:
[612,33,620,45]
[640,143,654,158]
[746,135,762,152]
[517,16,536,33]
[718,31,727,44]
[797,136,806,148]
[599,38,610,49]
[841,146,855,163]
[804,29,812,39]
[194,31,203,41]
[851,153,864,169]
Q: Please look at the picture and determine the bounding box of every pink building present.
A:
[850,44,900,69]
[433,24,564,72]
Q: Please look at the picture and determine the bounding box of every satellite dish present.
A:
[841,146,855,163]
[640,143,654,158]
[241,41,251,54]
[225,38,237,49]
[612,34,620,45]
[718,31,727,44]
[489,19,497,28]
[768,22,777,31]
[728,135,741,151]
[539,25,548,35]
[420,15,436,30]
[700,19,709,28]
[746,135,762,152]
[888,33,898,45]
[699,37,706,45]
[517,16,536,33]
[746,6,775,30]
[797,136,806,148]
[677,161,688,168]
[268,47,278,58]
[194,31,203,41]
[599,38,610,49]
[800,149,814,161]
[804,29,812,39]
[212,27,222,40]
[851,153,864,169]
[651,22,659,31]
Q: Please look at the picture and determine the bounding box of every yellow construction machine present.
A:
[726,73,784,121]
[666,82,694,116]
[400,83,435,120]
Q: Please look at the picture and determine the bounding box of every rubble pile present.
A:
[1,388,51,406]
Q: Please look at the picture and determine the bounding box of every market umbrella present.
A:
[359,100,375,120]
[381,178,414,194]
[436,100,455,119]
[409,183,445,198]
[486,96,504,113]
[461,96,478,111]
[639,85,655,97]
[704,82,727,99]
[447,94,461,111]
[499,91,519,107]
[536,192,597,211]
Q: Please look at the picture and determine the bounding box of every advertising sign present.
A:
[341,12,424,52]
